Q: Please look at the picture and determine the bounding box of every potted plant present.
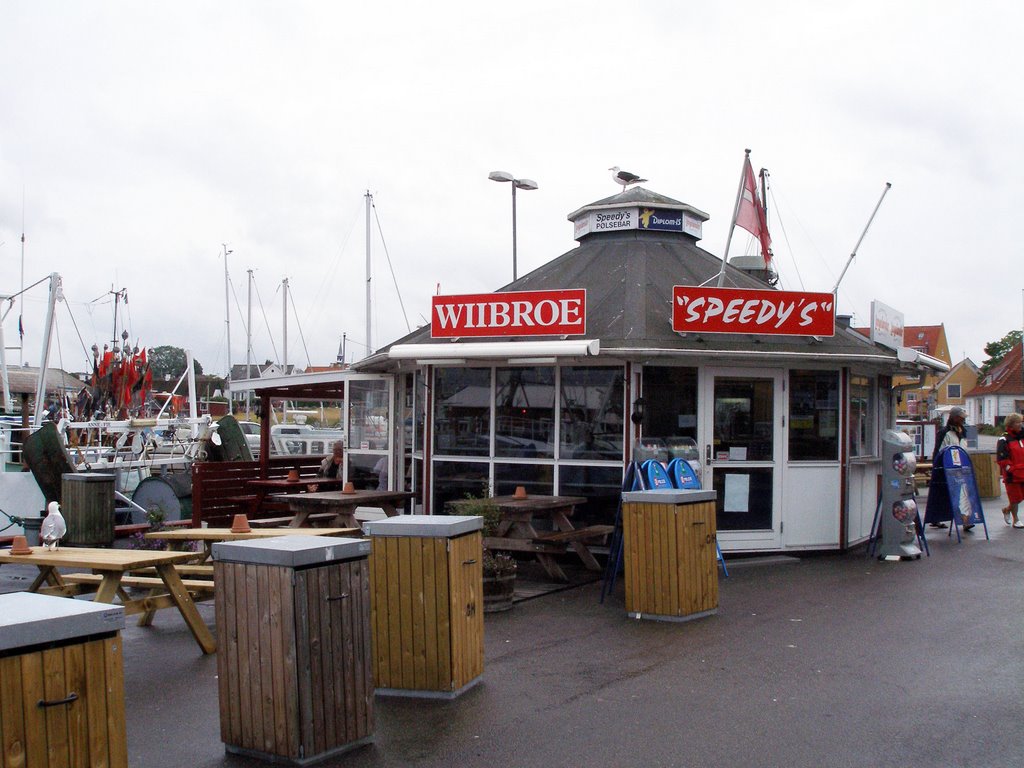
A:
[461,494,517,612]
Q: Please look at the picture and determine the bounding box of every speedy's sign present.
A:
[672,286,835,336]
[431,289,587,338]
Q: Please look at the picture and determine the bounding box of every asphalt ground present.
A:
[3,491,1022,768]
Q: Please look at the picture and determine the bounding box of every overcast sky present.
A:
[2,1,1022,381]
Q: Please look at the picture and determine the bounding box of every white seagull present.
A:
[609,166,647,189]
[40,501,67,550]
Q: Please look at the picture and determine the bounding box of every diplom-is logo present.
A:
[639,208,683,232]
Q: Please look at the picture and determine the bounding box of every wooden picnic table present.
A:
[245,476,349,515]
[0,547,216,654]
[269,489,414,528]
[144,526,360,561]
[446,494,613,582]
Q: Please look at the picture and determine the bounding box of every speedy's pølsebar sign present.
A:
[432,289,587,338]
[672,286,835,336]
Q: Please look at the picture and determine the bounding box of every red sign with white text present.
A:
[672,286,835,336]
[432,289,587,338]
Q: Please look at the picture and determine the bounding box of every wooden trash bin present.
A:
[0,592,127,767]
[621,490,719,622]
[969,451,1001,499]
[212,535,374,765]
[362,515,484,698]
[62,472,116,547]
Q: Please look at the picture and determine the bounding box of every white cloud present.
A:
[2,0,1022,376]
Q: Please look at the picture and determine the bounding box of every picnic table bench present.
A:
[447,494,609,581]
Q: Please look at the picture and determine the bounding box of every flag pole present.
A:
[714,149,752,288]
[831,182,892,294]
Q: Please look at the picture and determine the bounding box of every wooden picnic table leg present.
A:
[29,565,60,593]
[514,518,569,582]
[550,510,602,571]
[94,573,125,604]
[137,588,162,627]
[155,564,217,655]
[328,506,359,528]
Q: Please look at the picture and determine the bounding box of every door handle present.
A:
[38,692,78,708]
[705,444,712,464]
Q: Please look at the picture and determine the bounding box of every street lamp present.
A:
[488,171,538,282]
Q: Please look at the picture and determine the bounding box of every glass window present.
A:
[560,366,624,460]
[559,465,623,527]
[714,468,773,530]
[347,453,389,492]
[347,379,389,451]
[433,459,489,514]
[849,374,876,457]
[947,383,961,399]
[494,367,555,459]
[788,370,839,461]
[433,367,491,456]
[640,367,698,459]
[713,377,774,461]
[494,462,552,498]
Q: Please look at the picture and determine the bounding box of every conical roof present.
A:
[362,186,899,369]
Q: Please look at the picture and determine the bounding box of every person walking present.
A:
[928,406,971,530]
[996,413,1024,528]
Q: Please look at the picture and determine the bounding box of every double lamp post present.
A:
[488,171,538,282]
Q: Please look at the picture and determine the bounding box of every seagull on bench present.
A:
[609,166,647,189]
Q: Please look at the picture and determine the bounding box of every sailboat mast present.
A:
[223,244,232,398]
[19,192,25,366]
[246,269,253,418]
[33,273,60,427]
[282,277,289,370]
[365,190,373,357]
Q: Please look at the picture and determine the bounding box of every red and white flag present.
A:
[734,156,772,266]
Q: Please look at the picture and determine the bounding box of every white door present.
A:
[700,368,784,551]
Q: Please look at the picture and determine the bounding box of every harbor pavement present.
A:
[2,491,1022,767]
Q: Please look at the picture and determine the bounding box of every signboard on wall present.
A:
[431,289,587,338]
[870,300,905,350]
[573,207,704,240]
[671,286,835,336]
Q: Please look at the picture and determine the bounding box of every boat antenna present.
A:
[831,182,892,294]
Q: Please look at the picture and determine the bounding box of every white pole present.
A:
[714,151,750,288]
[33,273,60,427]
[223,244,232,402]
[186,349,199,437]
[0,299,11,410]
[831,183,892,294]
[282,277,289,370]
[365,190,373,357]
[246,269,253,418]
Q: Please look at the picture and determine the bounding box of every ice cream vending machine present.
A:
[876,429,921,560]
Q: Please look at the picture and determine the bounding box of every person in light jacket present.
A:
[928,407,971,530]
[318,441,345,479]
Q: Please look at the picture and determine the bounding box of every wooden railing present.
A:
[191,455,324,528]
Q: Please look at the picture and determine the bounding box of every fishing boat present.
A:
[0,273,218,535]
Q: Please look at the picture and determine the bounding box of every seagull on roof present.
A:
[609,166,647,189]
